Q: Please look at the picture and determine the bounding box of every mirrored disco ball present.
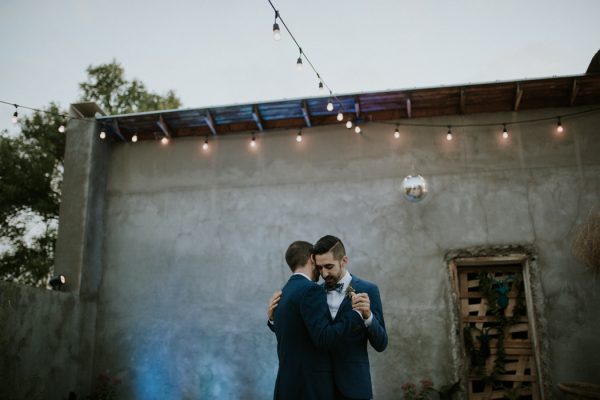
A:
[401,174,428,203]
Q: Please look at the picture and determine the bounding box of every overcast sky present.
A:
[1,0,599,133]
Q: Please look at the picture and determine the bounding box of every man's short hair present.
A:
[285,241,314,272]
[313,235,346,260]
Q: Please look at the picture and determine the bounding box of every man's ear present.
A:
[341,255,349,268]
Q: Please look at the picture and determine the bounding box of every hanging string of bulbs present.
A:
[266,0,600,142]
[0,99,75,133]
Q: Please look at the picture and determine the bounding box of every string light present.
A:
[336,112,344,122]
[11,105,18,124]
[394,125,400,139]
[346,120,353,129]
[250,133,257,147]
[161,136,169,145]
[296,49,303,71]
[556,117,564,133]
[502,124,509,139]
[99,130,106,140]
[296,130,302,142]
[318,81,325,93]
[354,125,361,134]
[272,11,281,41]
[131,133,138,143]
[446,126,453,141]
[326,99,334,112]
[58,122,66,133]
[202,137,209,150]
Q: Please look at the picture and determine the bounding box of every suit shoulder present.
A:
[353,276,380,292]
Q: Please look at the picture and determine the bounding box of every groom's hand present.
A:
[267,290,282,322]
[352,293,371,320]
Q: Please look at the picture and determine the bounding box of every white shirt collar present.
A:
[339,271,352,289]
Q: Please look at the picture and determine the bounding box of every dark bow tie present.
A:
[326,283,344,293]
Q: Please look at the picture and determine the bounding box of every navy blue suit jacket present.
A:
[329,275,387,399]
[272,274,364,400]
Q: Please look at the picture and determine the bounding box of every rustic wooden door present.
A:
[449,260,541,400]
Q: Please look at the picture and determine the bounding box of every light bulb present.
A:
[354,125,361,134]
[250,136,257,147]
[202,138,209,150]
[502,125,509,139]
[336,112,344,122]
[326,100,334,112]
[446,128,453,141]
[296,57,303,71]
[557,119,564,133]
[58,124,65,133]
[132,134,138,143]
[273,23,281,41]
[394,127,400,139]
[11,110,18,124]
[99,131,106,140]
[296,131,302,142]
[161,137,169,145]
[346,120,353,129]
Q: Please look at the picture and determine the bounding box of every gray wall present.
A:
[93,107,600,399]
[0,281,83,400]
[3,106,598,399]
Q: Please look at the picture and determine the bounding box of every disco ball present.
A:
[401,174,428,203]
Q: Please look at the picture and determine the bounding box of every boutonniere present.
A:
[345,284,356,299]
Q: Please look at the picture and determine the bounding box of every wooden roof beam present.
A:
[406,98,412,118]
[514,84,524,111]
[460,88,466,114]
[354,97,361,118]
[205,110,217,136]
[156,115,173,138]
[570,79,579,106]
[252,105,264,131]
[301,100,312,128]
[112,119,127,142]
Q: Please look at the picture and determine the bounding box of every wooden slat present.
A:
[252,105,264,131]
[205,110,218,136]
[301,100,312,128]
[570,79,579,106]
[514,83,524,111]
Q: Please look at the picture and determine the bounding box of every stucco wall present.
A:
[0,281,84,400]
[90,107,600,399]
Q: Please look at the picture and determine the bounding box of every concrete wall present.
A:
[90,106,600,399]
[0,281,83,400]
[4,105,598,399]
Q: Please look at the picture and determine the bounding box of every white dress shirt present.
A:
[326,271,373,327]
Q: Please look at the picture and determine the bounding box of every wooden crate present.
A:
[455,266,541,400]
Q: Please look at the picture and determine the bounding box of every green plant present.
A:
[401,379,434,400]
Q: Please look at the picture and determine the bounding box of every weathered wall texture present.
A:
[0,281,83,400]
[91,107,600,399]
[2,106,598,400]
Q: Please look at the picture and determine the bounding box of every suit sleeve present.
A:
[300,284,363,349]
[266,319,275,333]
[367,285,388,352]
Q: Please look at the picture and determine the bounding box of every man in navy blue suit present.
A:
[268,236,387,400]
[312,235,388,400]
[271,240,365,400]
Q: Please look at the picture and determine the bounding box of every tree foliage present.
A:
[80,60,181,114]
[1,61,181,286]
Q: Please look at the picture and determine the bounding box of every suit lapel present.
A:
[334,275,359,321]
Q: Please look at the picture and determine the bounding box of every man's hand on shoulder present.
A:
[267,290,282,322]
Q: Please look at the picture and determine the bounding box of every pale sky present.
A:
[1,0,599,133]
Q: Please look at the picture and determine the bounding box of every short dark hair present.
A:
[285,241,314,272]
[313,235,346,260]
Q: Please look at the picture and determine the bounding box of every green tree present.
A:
[1,61,181,286]
[80,59,181,114]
